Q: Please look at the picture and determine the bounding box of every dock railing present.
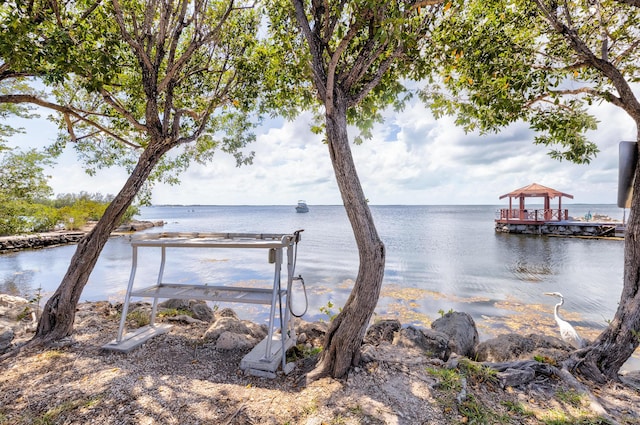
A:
[497,208,569,222]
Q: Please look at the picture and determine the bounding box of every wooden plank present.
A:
[102,323,172,353]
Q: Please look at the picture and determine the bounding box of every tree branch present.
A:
[98,87,148,133]
[0,94,142,149]
[292,0,328,101]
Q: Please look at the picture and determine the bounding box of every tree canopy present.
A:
[424,0,640,164]
[0,0,269,343]
[425,0,640,382]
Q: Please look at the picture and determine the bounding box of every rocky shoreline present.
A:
[2,295,640,423]
[0,220,164,253]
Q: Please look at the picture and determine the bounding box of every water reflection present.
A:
[1,204,637,370]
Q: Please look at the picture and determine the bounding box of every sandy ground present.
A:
[1,301,640,425]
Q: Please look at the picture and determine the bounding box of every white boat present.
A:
[295,200,309,213]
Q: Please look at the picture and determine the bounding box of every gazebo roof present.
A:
[499,183,574,200]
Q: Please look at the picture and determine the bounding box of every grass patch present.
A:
[301,397,319,416]
[157,308,194,318]
[17,395,106,425]
[458,394,509,424]
[126,310,150,327]
[458,358,499,386]
[501,400,535,417]
[541,412,613,425]
[427,367,462,392]
[37,349,64,361]
[555,389,585,408]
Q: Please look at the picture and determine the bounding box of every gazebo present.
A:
[496,183,573,223]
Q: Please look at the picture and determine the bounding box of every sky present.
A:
[7,97,637,206]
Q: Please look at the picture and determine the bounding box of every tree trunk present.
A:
[32,140,173,345]
[569,135,640,382]
[313,98,386,379]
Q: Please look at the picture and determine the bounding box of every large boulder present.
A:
[0,294,38,350]
[0,294,34,321]
[203,309,267,351]
[474,333,573,363]
[431,311,479,358]
[392,326,451,361]
[158,299,215,322]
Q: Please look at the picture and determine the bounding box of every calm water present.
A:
[2,204,638,368]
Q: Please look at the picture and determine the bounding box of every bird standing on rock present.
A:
[544,292,587,349]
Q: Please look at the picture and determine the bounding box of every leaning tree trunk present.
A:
[32,140,173,345]
[568,135,640,382]
[313,98,386,379]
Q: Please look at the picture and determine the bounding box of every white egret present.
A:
[543,292,586,349]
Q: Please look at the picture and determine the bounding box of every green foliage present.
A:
[423,0,640,164]
[458,358,499,386]
[319,300,341,322]
[438,308,454,318]
[264,0,444,141]
[426,366,463,391]
[501,400,535,417]
[0,185,134,235]
[0,149,53,202]
[125,310,150,328]
[2,0,264,195]
[458,394,506,424]
[286,343,323,362]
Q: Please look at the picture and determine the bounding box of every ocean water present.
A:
[1,204,638,368]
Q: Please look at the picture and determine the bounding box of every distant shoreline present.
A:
[0,220,164,254]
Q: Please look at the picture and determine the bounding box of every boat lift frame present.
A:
[103,231,301,377]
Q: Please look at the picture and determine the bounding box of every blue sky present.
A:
[7,97,637,206]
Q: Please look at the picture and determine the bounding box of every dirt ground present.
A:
[1,302,640,425]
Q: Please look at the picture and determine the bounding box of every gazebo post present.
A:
[544,195,551,220]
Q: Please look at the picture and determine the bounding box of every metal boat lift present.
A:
[103,231,302,377]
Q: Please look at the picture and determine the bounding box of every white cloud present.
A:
[5,98,635,205]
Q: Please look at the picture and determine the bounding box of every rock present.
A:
[474,333,573,363]
[244,321,268,341]
[204,316,251,342]
[167,315,206,324]
[202,308,266,349]
[431,311,479,358]
[215,331,257,351]
[360,342,430,366]
[158,299,214,322]
[295,320,328,346]
[497,367,536,388]
[0,294,38,339]
[217,308,239,319]
[364,319,401,345]
[114,220,164,232]
[0,325,14,353]
[621,370,640,391]
[0,294,32,320]
[392,326,451,361]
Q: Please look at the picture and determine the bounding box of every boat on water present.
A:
[295,200,309,213]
